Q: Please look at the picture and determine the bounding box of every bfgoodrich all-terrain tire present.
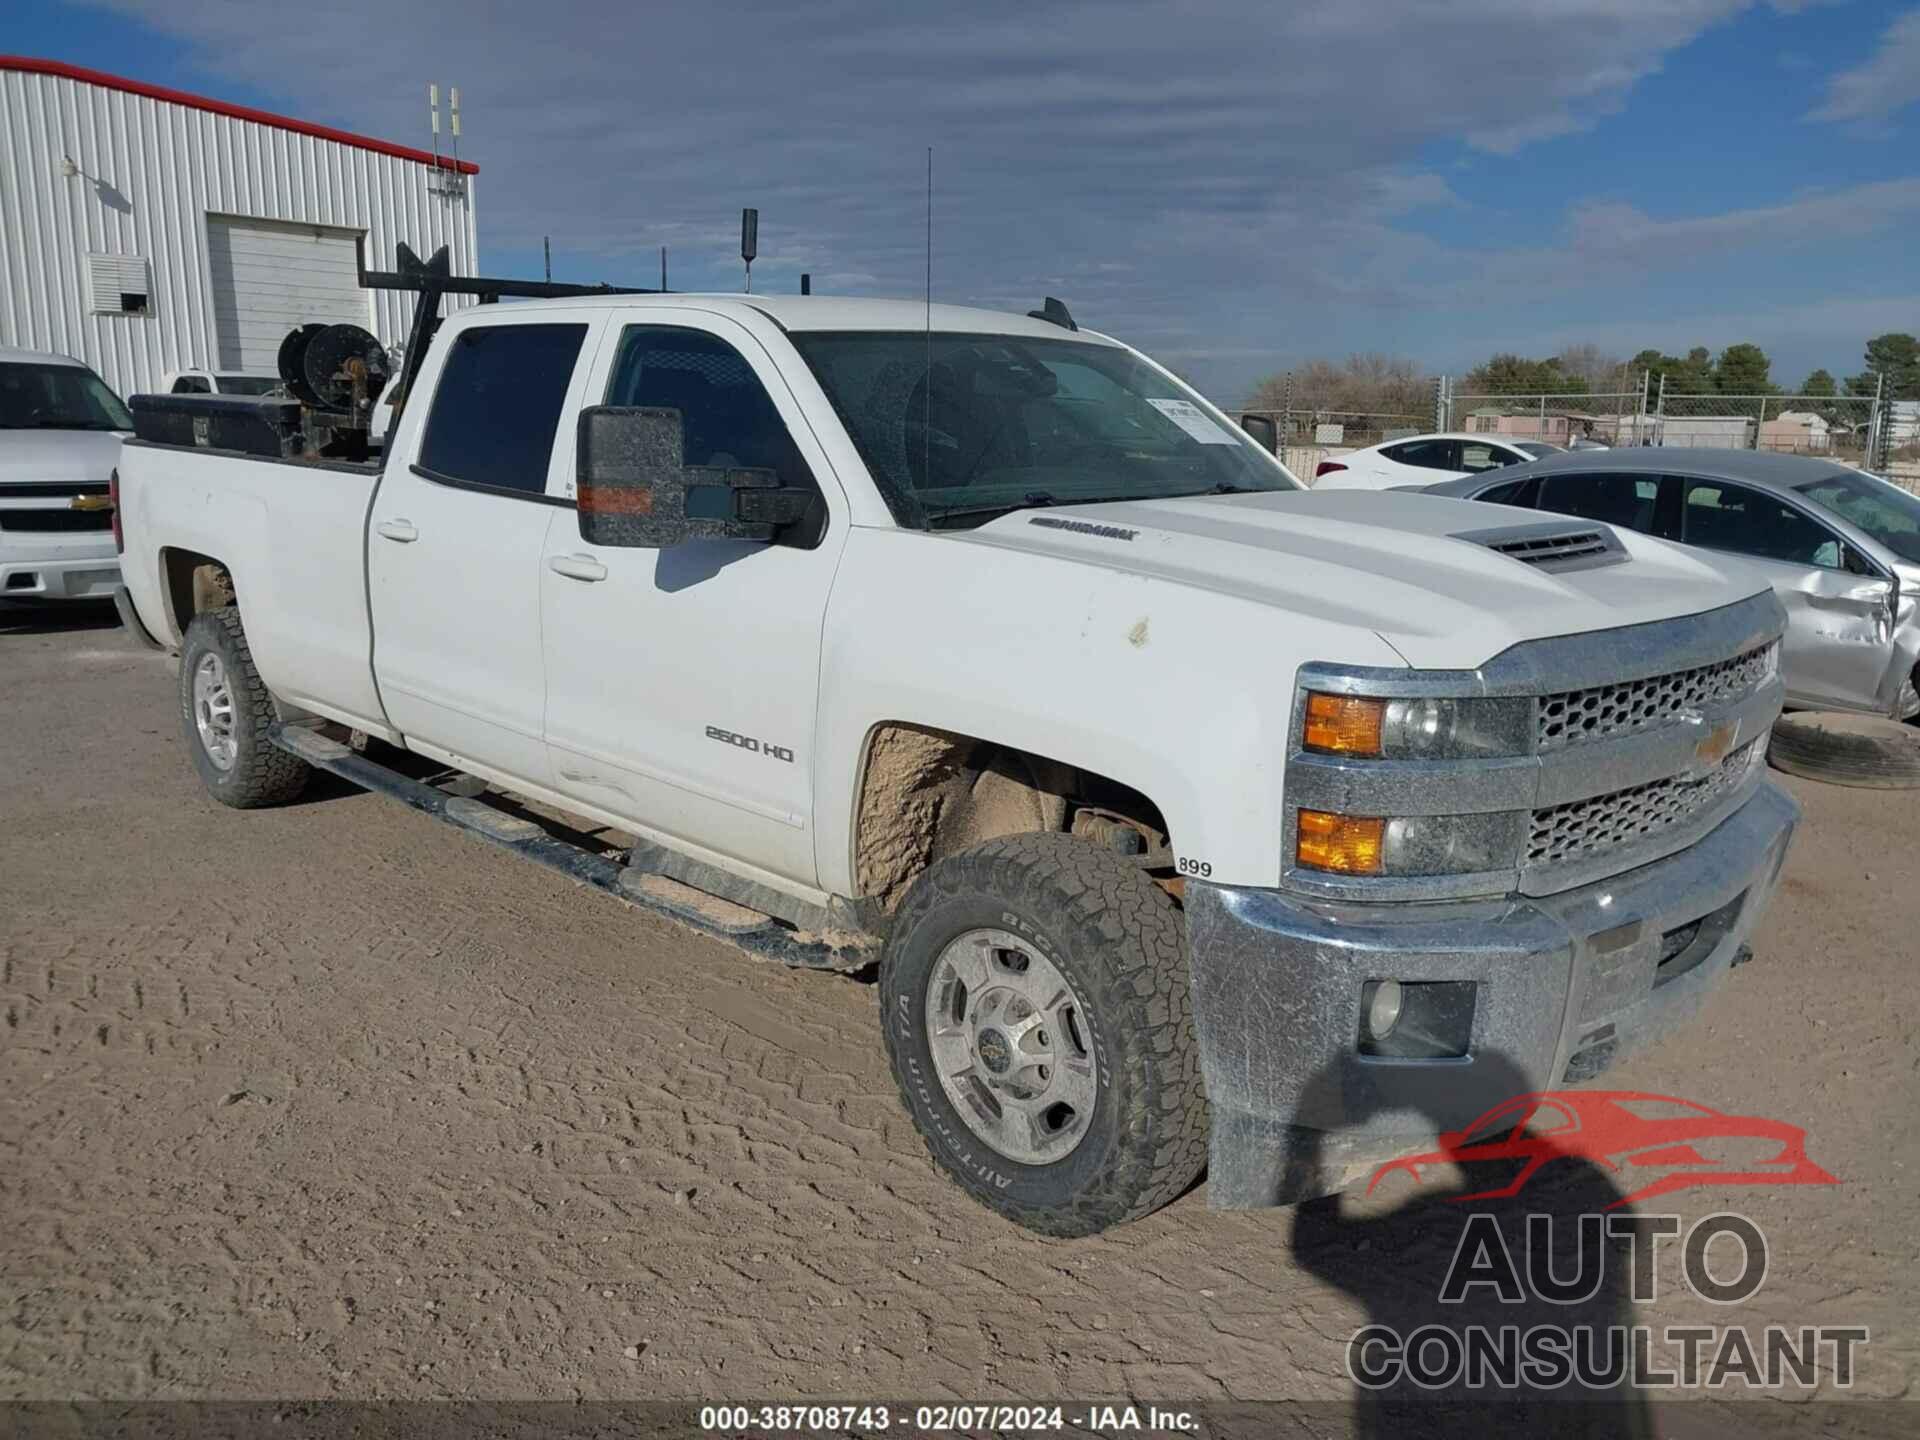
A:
[1768,711,1920,789]
[880,832,1207,1238]
[178,608,311,808]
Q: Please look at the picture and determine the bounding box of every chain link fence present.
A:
[1233,407,1427,480]
[1443,387,1650,446]
[1235,372,1915,493]
[1437,373,1913,492]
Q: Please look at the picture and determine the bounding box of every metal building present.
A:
[0,56,479,399]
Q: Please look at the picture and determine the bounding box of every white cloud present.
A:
[1809,8,1920,124]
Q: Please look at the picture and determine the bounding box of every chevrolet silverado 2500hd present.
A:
[115,285,1799,1236]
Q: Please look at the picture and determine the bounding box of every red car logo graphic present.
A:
[1366,1091,1837,1209]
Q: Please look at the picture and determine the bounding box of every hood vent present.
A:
[1456,520,1627,574]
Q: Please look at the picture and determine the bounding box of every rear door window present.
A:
[1537,472,1676,539]
[418,323,588,497]
[1476,477,1540,508]
[1682,481,1844,568]
[1459,440,1522,473]
[1383,438,1461,471]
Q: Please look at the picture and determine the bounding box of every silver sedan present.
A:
[1422,449,1920,720]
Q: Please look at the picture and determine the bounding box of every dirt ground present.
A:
[1,602,1915,1427]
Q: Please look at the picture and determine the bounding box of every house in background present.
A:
[1466,407,1601,444]
[0,56,479,399]
[1758,410,1832,453]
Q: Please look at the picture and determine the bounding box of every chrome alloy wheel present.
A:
[924,928,1098,1164]
[191,651,237,770]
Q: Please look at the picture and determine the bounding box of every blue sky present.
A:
[12,0,1920,400]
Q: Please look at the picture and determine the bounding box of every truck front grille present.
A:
[1538,642,1777,752]
[1527,739,1763,866]
[0,482,109,498]
[0,509,112,532]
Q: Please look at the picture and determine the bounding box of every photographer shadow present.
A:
[1280,1049,1654,1439]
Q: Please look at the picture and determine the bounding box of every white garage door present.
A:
[207,216,370,373]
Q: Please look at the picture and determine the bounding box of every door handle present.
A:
[548,553,608,582]
[375,518,418,543]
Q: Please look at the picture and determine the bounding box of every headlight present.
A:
[1302,693,1532,760]
[1380,811,1526,875]
[1296,808,1525,877]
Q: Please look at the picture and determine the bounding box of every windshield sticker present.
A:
[1145,397,1239,445]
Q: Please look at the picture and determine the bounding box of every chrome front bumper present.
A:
[0,548,121,600]
[1186,780,1799,1208]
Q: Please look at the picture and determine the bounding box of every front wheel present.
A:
[178,607,311,808]
[880,833,1207,1237]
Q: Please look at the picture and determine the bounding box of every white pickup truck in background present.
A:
[0,346,128,603]
[114,274,1800,1235]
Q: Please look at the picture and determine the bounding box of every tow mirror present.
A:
[1240,413,1278,454]
[575,405,810,548]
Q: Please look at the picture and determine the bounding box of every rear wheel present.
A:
[178,607,311,807]
[880,832,1207,1237]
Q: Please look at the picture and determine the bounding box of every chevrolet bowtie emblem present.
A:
[69,494,114,511]
[1694,719,1739,772]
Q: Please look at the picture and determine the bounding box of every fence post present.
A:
[1432,375,1447,433]
[1753,395,1765,450]
[1282,371,1294,455]
[1655,374,1666,447]
[1870,372,1887,473]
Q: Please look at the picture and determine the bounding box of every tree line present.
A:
[1246,333,1919,416]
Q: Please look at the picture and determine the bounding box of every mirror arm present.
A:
[732,487,814,526]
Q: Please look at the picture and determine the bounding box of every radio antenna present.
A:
[924,146,933,490]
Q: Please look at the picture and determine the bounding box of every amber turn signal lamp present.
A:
[1303,693,1385,757]
[1297,810,1385,875]
[577,483,655,516]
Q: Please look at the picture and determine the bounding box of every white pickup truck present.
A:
[1,346,129,602]
[114,283,1799,1235]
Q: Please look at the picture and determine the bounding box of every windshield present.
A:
[217,376,282,396]
[791,331,1298,528]
[1516,441,1564,458]
[0,361,132,431]
[1794,469,1920,565]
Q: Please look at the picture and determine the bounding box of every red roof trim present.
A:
[0,55,479,175]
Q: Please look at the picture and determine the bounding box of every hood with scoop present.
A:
[951,487,1770,672]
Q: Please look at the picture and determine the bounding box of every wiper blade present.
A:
[923,491,1061,521]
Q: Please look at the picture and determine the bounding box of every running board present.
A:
[269,725,874,973]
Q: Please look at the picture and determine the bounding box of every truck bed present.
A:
[116,437,390,735]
